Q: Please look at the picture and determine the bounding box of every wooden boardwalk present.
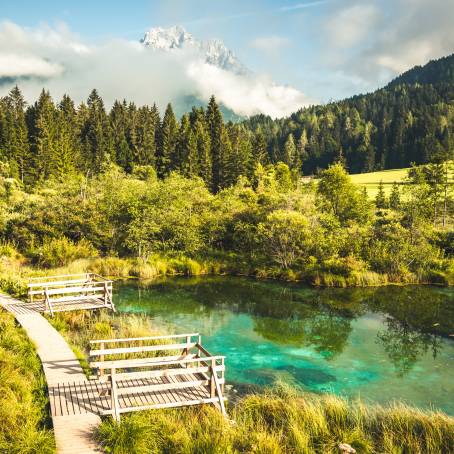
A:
[0,294,102,454]
[1,281,227,451]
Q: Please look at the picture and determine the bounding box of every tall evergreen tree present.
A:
[205,96,224,192]
[375,180,387,209]
[3,86,30,182]
[389,182,401,210]
[81,89,113,172]
[157,103,178,177]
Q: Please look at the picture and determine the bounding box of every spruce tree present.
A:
[205,96,223,192]
[389,182,401,210]
[375,180,387,209]
[82,89,113,172]
[283,134,297,168]
[30,89,58,181]
[157,103,178,177]
[3,86,30,183]
[253,128,268,165]
[194,119,211,186]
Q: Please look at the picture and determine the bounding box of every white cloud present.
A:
[0,20,311,118]
[0,54,63,77]
[250,35,291,55]
[187,61,313,118]
[322,0,454,89]
[325,4,380,48]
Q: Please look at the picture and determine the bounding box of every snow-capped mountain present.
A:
[141,26,248,75]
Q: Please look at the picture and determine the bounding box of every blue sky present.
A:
[0,0,452,116]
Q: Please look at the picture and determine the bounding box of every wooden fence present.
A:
[28,273,114,316]
[89,333,226,421]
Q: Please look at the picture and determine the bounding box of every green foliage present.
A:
[317,163,371,224]
[96,386,454,454]
[36,237,97,268]
[0,311,55,453]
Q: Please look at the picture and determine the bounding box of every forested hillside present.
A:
[0,54,452,192]
[247,53,454,175]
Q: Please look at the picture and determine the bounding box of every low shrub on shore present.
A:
[0,310,55,453]
[97,385,454,454]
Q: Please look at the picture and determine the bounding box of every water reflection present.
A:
[116,276,454,412]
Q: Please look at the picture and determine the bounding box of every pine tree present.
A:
[110,100,132,170]
[82,89,113,172]
[176,113,191,174]
[135,105,157,167]
[253,128,268,165]
[283,134,297,168]
[53,95,79,178]
[205,96,224,192]
[194,119,211,185]
[157,103,178,177]
[3,86,30,182]
[375,180,387,209]
[30,89,58,180]
[389,182,401,210]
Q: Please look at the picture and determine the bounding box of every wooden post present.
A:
[111,368,120,422]
[100,342,105,376]
[221,358,225,394]
[210,357,216,398]
[104,281,107,307]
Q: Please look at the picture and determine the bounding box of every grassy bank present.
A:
[0,310,55,453]
[1,250,452,299]
[97,386,454,454]
[48,311,454,454]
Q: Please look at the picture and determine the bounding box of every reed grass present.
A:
[0,310,55,453]
[97,384,454,454]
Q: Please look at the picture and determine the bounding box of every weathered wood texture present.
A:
[1,292,227,451]
[0,294,102,453]
[89,334,227,421]
[27,273,115,316]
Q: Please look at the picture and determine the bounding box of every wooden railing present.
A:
[89,333,226,421]
[28,273,114,316]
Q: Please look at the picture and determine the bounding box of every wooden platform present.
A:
[49,373,214,417]
[0,294,101,453]
[3,298,109,315]
[28,273,115,316]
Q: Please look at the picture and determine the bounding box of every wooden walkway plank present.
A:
[0,294,102,453]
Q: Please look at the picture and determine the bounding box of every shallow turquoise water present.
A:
[115,276,454,414]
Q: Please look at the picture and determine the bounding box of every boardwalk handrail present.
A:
[88,334,226,421]
[89,332,200,344]
[27,273,115,315]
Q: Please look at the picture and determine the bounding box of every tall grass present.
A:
[47,311,165,375]
[97,384,454,454]
[0,310,55,453]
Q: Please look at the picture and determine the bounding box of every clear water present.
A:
[115,276,454,414]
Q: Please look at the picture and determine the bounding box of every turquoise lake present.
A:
[115,276,454,414]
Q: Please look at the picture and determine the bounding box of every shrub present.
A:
[88,257,131,277]
[37,237,98,268]
[0,311,55,453]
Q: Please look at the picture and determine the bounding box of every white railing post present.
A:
[210,357,216,398]
[111,368,120,422]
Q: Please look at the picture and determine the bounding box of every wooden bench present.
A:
[89,333,226,421]
[28,273,115,316]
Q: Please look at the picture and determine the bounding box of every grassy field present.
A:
[350,167,409,199]
[47,311,454,454]
[350,164,454,199]
[0,310,55,453]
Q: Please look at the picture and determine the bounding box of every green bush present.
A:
[0,311,55,453]
[97,387,454,454]
[36,237,98,268]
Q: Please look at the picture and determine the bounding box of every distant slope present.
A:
[245,53,454,175]
[387,54,454,87]
[350,164,453,199]
[350,168,409,198]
